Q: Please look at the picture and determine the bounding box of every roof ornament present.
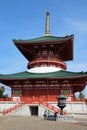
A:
[45,11,50,36]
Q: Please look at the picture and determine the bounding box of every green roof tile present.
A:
[13,35,74,43]
[0,70,87,80]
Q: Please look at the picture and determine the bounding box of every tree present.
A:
[0,86,5,98]
[78,92,84,99]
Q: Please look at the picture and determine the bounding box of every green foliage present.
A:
[3,94,8,98]
[0,86,5,98]
[78,92,84,99]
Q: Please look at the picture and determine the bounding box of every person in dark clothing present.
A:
[43,110,47,120]
[54,112,57,121]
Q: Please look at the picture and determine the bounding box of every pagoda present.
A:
[0,12,87,116]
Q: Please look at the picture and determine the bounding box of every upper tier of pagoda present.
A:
[13,11,74,72]
[13,34,74,71]
[13,34,74,61]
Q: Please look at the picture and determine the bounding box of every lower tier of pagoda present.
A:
[0,70,87,103]
[11,86,74,102]
[11,81,85,103]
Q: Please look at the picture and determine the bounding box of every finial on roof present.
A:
[45,11,50,36]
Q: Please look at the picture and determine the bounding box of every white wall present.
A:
[51,102,87,113]
[0,102,87,116]
[9,105,31,116]
[0,102,18,111]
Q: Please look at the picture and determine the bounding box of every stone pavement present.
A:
[0,116,87,130]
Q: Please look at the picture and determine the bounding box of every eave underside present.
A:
[13,36,73,61]
[0,73,87,93]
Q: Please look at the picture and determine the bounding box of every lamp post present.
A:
[57,93,66,115]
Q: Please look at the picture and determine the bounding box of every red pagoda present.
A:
[0,12,87,116]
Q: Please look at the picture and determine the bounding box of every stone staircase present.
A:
[3,103,25,116]
[3,102,60,116]
[41,102,60,113]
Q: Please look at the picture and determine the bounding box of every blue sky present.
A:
[0,0,87,96]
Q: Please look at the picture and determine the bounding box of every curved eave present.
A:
[13,35,74,44]
[74,85,85,93]
[0,70,87,80]
[13,35,74,62]
[0,71,87,92]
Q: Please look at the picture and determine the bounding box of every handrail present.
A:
[29,58,66,65]
[3,103,25,116]
[41,102,60,113]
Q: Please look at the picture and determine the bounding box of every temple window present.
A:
[13,90,21,96]
[49,50,54,57]
[63,89,70,94]
[37,51,41,58]
[42,50,47,55]
[49,50,53,54]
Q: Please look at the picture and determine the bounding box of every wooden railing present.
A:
[3,103,25,116]
[41,102,60,113]
[0,98,12,101]
[28,57,67,70]
[2,99,87,116]
[0,97,86,103]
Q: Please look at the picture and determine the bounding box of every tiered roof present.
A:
[0,70,87,79]
[13,35,73,43]
[13,35,74,61]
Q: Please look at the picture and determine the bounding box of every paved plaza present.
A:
[0,116,87,130]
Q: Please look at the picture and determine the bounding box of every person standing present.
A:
[43,110,47,120]
[54,112,57,121]
[47,110,50,118]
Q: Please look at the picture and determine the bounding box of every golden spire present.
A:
[45,11,50,36]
